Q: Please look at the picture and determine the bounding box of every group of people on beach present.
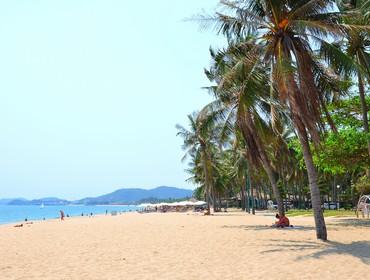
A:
[23,209,292,228]
[59,210,94,220]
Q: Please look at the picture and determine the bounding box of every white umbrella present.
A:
[193,201,207,206]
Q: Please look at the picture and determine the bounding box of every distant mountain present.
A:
[75,186,193,205]
[2,186,194,206]
[0,198,27,205]
[7,197,70,206]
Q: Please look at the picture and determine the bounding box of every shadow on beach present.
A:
[221,224,316,232]
[261,239,370,265]
[213,213,250,217]
[327,218,370,228]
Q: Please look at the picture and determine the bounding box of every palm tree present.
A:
[204,40,286,216]
[176,110,219,212]
[333,0,370,168]
[202,0,367,240]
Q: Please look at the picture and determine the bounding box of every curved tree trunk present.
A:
[296,125,327,240]
[282,57,327,239]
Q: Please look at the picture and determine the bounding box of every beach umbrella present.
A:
[193,201,207,206]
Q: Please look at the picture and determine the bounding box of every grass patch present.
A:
[286,209,356,218]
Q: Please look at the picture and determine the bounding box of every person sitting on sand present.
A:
[273,213,290,228]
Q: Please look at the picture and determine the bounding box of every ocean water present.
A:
[0,205,140,225]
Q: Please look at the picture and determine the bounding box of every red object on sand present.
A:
[277,216,290,227]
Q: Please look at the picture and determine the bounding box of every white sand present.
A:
[0,211,369,280]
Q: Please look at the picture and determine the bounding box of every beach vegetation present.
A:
[177,0,369,241]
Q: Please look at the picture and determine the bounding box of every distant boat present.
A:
[40,203,44,208]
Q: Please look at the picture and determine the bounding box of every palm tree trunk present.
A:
[299,184,304,209]
[240,178,246,210]
[249,172,256,215]
[245,174,250,213]
[263,185,268,208]
[358,71,370,177]
[257,185,262,209]
[281,59,327,238]
[203,185,210,213]
[201,149,211,213]
[212,188,217,212]
[296,126,327,240]
[246,167,255,214]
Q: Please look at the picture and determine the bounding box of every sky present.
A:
[0,0,226,200]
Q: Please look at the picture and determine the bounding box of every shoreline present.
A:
[0,205,140,226]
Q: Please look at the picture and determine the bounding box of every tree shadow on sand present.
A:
[261,239,370,265]
[213,213,250,217]
[327,218,370,228]
[221,225,316,232]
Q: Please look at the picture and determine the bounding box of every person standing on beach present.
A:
[60,210,65,221]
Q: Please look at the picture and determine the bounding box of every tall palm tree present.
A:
[333,0,370,168]
[202,0,367,240]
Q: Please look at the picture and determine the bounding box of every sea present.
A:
[0,205,140,225]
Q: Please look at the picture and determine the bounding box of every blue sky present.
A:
[0,0,225,199]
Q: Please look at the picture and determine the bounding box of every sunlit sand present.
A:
[0,211,369,279]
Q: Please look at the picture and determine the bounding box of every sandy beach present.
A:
[0,211,369,280]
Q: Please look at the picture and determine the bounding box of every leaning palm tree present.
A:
[201,0,367,240]
[204,40,286,216]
